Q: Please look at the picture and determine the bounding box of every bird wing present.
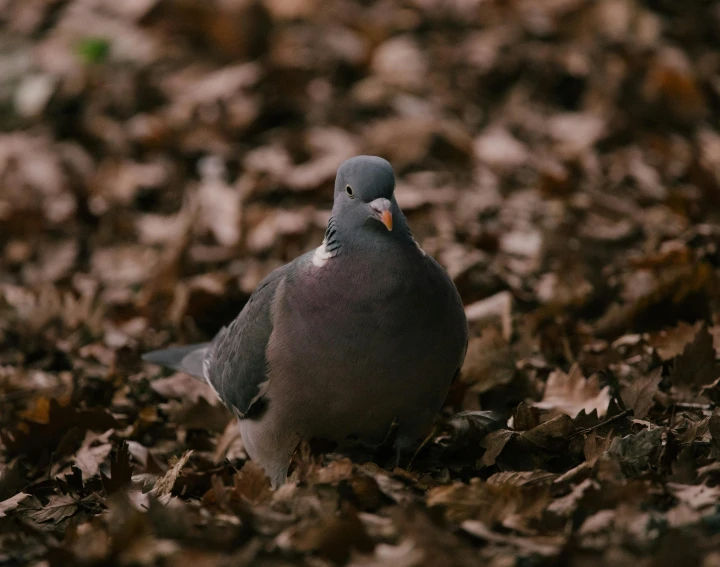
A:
[142,342,211,379]
[206,261,292,418]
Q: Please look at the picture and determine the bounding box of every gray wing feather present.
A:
[144,254,305,417]
[142,343,210,379]
[206,264,290,417]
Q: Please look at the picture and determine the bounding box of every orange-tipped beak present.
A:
[380,210,393,231]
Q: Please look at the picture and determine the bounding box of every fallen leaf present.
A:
[101,442,133,495]
[480,429,514,467]
[534,364,611,418]
[460,327,516,393]
[0,493,30,517]
[314,458,355,485]
[291,505,375,563]
[709,409,720,452]
[233,460,271,505]
[517,415,574,453]
[0,461,27,500]
[513,402,540,431]
[583,431,614,465]
[547,478,599,517]
[486,471,557,487]
[91,246,160,287]
[371,35,427,91]
[670,325,720,388]
[75,441,113,480]
[620,367,662,419]
[24,494,78,523]
[197,156,241,247]
[1,398,118,463]
[437,410,504,457]
[667,483,720,510]
[648,321,704,361]
[70,429,114,480]
[578,509,615,536]
[607,428,664,477]
[167,397,233,432]
[460,520,563,557]
[474,126,529,171]
[153,450,193,498]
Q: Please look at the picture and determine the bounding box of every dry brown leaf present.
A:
[480,430,514,467]
[547,478,599,517]
[667,483,720,511]
[153,451,193,498]
[486,471,557,487]
[233,461,271,505]
[517,415,574,453]
[607,428,664,477]
[670,325,720,388]
[371,36,426,91]
[583,431,614,465]
[461,326,516,394]
[534,364,611,418]
[197,156,241,247]
[474,126,529,171]
[291,506,374,563]
[167,397,233,432]
[101,443,134,495]
[0,462,27,501]
[0,493,30,518]
[620,367,661,419]
[711,326,720,353]
[464,291,513,340]
[3,1,720,564]
[73,436,113,479]
[24,494,78,524]
[648,321,704,361]
[460,520,563,557]
[91,246,160,287]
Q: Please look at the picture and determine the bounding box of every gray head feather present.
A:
[328,156,411,250]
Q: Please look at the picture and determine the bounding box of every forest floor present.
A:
[2,1,720,566]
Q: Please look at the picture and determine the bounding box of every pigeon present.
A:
[143,156,468,487]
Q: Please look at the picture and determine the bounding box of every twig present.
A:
[672,402,714,411]
[669,403,677,430]
[569,409,631,439]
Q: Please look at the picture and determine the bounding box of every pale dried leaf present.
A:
[0,493,30,518]
[648,321,704,361]
[534,364,611,418]
[152,450,193,498]
[620,367,661,419]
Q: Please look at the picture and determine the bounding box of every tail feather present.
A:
[142,343,210,379]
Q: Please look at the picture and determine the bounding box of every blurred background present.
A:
[2,0,718,340]
[2,1,720,566]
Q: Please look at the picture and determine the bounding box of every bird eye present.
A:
[345,184,354,198]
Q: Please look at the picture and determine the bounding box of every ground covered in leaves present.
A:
[2,0,720,565]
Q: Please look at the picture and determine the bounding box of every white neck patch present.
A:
[312,238,334,267]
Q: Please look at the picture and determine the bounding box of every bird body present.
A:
[144,156,468,486]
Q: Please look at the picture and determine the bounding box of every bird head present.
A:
[332,156,398,233]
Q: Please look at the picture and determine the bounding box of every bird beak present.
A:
[370,198,393,231]
[380,210,393,231]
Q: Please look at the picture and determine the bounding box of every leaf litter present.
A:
[2,0,720,565]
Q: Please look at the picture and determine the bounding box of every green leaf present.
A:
[76,37,110,64]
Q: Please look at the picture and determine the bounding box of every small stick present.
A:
[672,402,714,411]
[570,409,631,439]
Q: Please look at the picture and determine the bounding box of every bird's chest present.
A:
[277,258,448,363]
[265,255,461,445]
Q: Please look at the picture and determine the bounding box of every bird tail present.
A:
[142,343,210,380]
